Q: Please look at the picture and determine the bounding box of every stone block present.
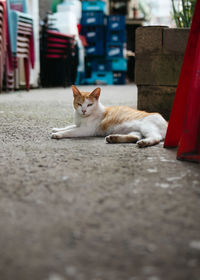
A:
[135,53,184,86]
[135,26,168,54]
[137,85,176,120]
[163,28,189,54]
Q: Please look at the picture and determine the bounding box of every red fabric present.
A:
[164,0,200,163]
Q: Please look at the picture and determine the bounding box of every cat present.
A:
[51,85,168,147]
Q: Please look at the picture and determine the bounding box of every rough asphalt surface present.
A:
[0,85,200,280]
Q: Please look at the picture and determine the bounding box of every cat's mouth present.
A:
[81,112,89,117]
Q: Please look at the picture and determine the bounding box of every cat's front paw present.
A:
[106,135,118,144]
[51,133,62,139]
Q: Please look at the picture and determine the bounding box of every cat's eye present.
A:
[87,104,93,107]
[78,103,82,107]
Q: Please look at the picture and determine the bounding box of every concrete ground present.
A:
[0,85,199,280]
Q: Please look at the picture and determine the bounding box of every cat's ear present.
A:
[72,85,81,97]
[90,87,101,100]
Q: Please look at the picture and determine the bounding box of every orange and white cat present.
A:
[51,85,168,147]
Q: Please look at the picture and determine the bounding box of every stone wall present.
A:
[135,26,189,120]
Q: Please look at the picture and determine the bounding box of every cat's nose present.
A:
[82,109,86,114]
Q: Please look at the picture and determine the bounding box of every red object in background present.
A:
[45,30,75,59]
[164,0,200,163]
[77,24,81,34]
[0,1,6,91]
[0,0,14,91]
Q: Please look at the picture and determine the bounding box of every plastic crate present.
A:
[106,29,126,43]
[111,58,127,71]
[82,1,106,12]
[86,42,104,56]
[91,59,112,72]
[84,71,113,85]
[81,26,105,43]
[107,15,125,31]
[106,43,124,58]
[81,11,104,25]
[113,71,126,84]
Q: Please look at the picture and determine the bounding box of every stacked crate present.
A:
[81,11,105,56]
[80,1,113,85]
[106,15,127,84]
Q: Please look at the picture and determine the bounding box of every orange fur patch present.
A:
[73,92,95,109]
[100,106,156,131]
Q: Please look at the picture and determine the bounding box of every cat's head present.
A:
[72,85,101,117]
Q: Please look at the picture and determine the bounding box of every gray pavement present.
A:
[0,85,200,280]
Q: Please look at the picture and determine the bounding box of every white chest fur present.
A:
[74,102,105,135]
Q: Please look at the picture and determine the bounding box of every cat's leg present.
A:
[52,124,76,133]
[137,135,162,148]
[51,127,93,139]
[106,132,142,144]
[137,125,162,148]
[137,114,167,147]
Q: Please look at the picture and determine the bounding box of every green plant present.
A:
[172,0,196,27]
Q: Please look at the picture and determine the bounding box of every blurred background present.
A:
[0,0,195,92]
